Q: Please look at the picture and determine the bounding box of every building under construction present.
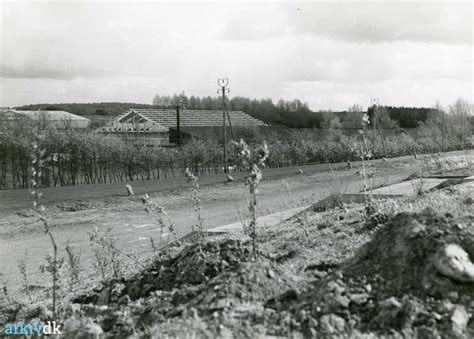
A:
[0,109,90,130]
[98,108,265,146]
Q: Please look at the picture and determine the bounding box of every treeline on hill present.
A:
[16,96,469,129]
[157,94,436,129]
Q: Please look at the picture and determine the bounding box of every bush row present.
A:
[0,125,471,190]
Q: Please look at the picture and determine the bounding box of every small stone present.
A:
[117,295,130,306]
[312,302,321,314]
[313,270,326,279]
[267,269,275,279]
[326,280,345,294]
[97,287,111,306]
[125,184,134,196]
[434,244,474,282]
[451,305,469,335]
[308,316,318,329]
[350,293,369,305]
[209,298,232,310]
[319,314,346,334]
[364,284,372,293]
[334,295,350,308]
[379,297,402,309]
[448,291,459,302]
[438,300,455,314]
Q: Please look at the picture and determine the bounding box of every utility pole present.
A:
[176,92,187,146]
[370,98,379,157]
[176,103,181,145]
[217,78,230,173]
[442,107,445,153]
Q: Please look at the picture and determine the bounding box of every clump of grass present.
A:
[327,165,349,207]
[18,257,31,301]
[65,241,81,289]
[185,167,205,239]
[142,193,176,253]
[232,139,269,260]
[88,226,145,280]
[410,169,427,197]
[1,279,13,307]
[150,236,160,258]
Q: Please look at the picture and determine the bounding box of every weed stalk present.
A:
[31,136,59,319]
[232,139,269,260]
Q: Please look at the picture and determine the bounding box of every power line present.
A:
[0,70,171,94]
[1,89,130,102]
[1,58,163,79]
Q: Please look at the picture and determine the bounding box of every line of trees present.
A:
[16,96,463,131]
[153,94,320,128]
[1,97,471,190]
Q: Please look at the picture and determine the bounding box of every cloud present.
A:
[279,36,473,83]
[0,2,471,110]
[220,2,472,45]
[0,61,106,80]
[282,78,473,111]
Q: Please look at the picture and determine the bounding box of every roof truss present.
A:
[118,110,154,124]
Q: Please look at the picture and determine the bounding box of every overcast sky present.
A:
[0,1,472,110]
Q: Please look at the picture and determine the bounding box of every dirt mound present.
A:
[294,208,474,337]
[77,238,253,304]
[68,239,298,337]
[347,208,474,298]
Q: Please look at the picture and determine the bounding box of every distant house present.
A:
[0,109,90,129]
[98,108,265,146]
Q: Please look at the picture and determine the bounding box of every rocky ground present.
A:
[0,153,472,338]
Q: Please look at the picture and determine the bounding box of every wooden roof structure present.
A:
[114,109,265,130]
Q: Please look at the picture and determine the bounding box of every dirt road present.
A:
[0,150,472,288]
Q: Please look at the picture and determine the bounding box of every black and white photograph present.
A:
[0,0,473,337]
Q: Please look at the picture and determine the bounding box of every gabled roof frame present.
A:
[117,109,156,124]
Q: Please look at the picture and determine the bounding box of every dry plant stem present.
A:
[94,234,146,269]
[185,168,205,239]
[249,181,258,260]
[31,140,58,319]
[142,194,176,253]
[65,243,80,287]
[2,285,12,306]
[232,139,269,261]
[18,260,31,301]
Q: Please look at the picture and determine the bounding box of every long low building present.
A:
[0,109,90,129]
[98,108,266,146]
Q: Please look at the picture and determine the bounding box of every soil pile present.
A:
[297,208,474,338]
[67,239,298,337]
[77,239,254,304]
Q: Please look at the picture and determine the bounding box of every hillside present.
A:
[15,102,159,117]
